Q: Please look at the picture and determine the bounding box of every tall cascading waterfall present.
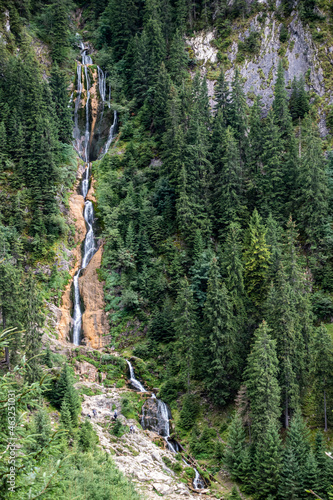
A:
[126,360,205,490]
[71,41,117,346]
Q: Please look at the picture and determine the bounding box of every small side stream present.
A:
[126,360,205,491]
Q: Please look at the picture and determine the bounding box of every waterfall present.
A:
[84,64,91,164]
[101,110,117,157]
[97,66,106,102]
[82,201,95,270]
[127,360,204,489]
[126,360,147,392]
[73,63,82,153]
[72,270,82,346]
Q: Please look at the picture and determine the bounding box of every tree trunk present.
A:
[324,390,327,432]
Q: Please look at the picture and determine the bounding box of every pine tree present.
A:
[214,68,230,115]
[50,0,70,64]
[252,419,281,499]
[60,399,72,432]
[265,265,302,428]
[312,325,333,432]
[272,59,292,138]
[278,446,303,499]
[168,30,188,85]
[297,116,328,244]
[173,277,198,389]
[229,68,248,162]
[244,321,281,442]
[53,364,80,425]
[247,95,263,210]
[229,486,242,499]
[78,419,97,452]
[203,258,240,404]
[215,126,246,234]
[224,412,246,481]
[258,110,284,220]
[303,451,320,497]
[153,63,171,139]
[50,64,72,143]
[23,272,43,383]
[244,209,271,308]
[314,432,331,496]
[32,408,51,450]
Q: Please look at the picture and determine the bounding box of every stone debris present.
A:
[79,383,216,499]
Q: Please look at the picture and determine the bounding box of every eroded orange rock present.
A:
[79,245,109,348]
[57,193,86,342]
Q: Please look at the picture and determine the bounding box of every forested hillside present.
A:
[1,0,333,498]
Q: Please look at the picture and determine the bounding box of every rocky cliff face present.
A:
[187,10,333,135]
[57,191,86,342]
[79,244,109,348]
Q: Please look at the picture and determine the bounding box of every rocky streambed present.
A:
[77,380,214,499]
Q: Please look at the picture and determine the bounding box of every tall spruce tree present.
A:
[312,325,333,432]
[203,258,240,404]
[244,321,281,442]
[173,277,198,389]
[244,209,271,308]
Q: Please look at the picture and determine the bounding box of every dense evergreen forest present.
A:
[1,0,333,498]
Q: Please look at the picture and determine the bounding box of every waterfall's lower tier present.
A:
[126,360,205,490]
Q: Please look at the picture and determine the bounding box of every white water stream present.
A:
[126,360,204,489]
[71,41,117,346]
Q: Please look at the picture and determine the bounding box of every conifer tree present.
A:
[168,30,188,85]
[50,64,72,143]
[60,399,72,432]
[265,265,302,428]
[278,446,303,500]
[244,321,281,442]
[214,68,230,115]
[314,432,331,496]
[224,412,246,481]
[229,68,248,162]
[50,0,70,64]
[153,63,171,139]
[258,110,283,219]
[272,59,292,138]
[173,277,197,389]
[244,209,271,307]
[312,325,333,432]
[32,408,51,450]
[216,127,246,234]
[252,419,281,499]
[297,117,328,244]
[229,486,242,499]
[203,258,240,404]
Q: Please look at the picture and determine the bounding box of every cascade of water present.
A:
[81,200,95,269]
[83,64,91,164]
[82,164,89,199]
[72,270,82,346]
[101,110,117,156]
[127,360,204,488]
[97,66,106,102]
[73,63,82,152]
[126,360,147,392]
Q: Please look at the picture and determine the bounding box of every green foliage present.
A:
[78,419,98,452]
[179,393,199,430]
